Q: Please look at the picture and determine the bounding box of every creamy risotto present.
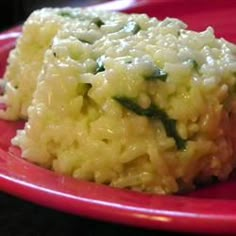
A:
[1,8,236,194]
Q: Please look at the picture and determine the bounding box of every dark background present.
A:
[0,0,108,31]
[1,191,189,236]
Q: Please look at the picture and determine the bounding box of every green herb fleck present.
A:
[124,21,141,34]
[58,11,75,18]
[78,38,92,44]
[77,83,91,96]
[91,17,104,28]
[113,96,186,150]
[191,59,199,71]
[95,56,105,74]
[145,68,168,82]
[114,96,157,117]
[125,60,132,64]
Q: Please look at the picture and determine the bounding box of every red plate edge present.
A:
[1,148,236,235]
[1,1,236,234]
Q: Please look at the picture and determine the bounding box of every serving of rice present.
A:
[1,8,236,194]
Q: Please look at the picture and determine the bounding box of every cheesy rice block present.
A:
[1,8,236,194]
[0,8,116,119]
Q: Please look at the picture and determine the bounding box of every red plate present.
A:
[1,0,236,234]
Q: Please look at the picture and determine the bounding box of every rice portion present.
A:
[0,8,116,120]
[2,8,236,194]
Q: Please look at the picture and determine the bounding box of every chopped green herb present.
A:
[125,60,133,64]
[124,21,141,34]
[145,68,168,82]
[191,59,199,71]
[78,38,92,44]
[77,83,91,96]
[113,96,186,150]
[113,96,157,117]
[58,11,75,18]
[124,57,132,64]
[91,17,104,28]
[162,117,186,150]
[122,56,133,64]
[95,56,105,73]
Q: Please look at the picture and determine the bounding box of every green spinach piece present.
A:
[190,59,199,72]
[91,17,104,28]
[145,68,168,82]
[113,96,186,150]
[58,11,75,18]
[78,38,92,44]
[124,21,141,34]
[95,56,105,73]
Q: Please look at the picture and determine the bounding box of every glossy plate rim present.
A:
[1,0,236,234]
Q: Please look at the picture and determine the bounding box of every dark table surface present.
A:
[0,1,227,235]
[0,191,190,236]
